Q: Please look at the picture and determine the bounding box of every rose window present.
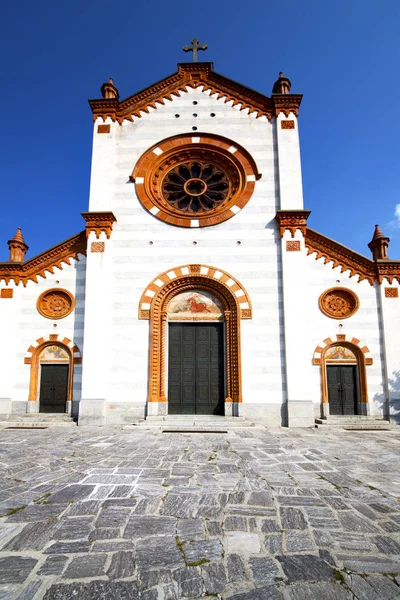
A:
[37,289,75,320]
[319,288,359,319]
[162,162,230,213]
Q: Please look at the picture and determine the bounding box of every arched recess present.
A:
[139,264,252,409]
[312,334,373,412]
[24,335,81,406]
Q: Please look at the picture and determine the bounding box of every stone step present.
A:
[125,416,258,430]
[0,421,77,428]
[315,417,393,430]
[11,413,73,421]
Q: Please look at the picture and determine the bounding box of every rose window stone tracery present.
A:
[37,289,75,320]
[162,161,230,213]
[319,288,359,319]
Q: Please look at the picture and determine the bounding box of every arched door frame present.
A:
[24,335,82,414]
[139,264,252,416]
[312,334,373,417]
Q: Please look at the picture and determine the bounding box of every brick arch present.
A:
[312,334,373,366]
[139,264,252,320]
[312,335,373,410]
[142,266,251,411]
[24,335,81,406]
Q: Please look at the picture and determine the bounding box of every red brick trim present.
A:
[139,264,252,320]
[312,335,373,366]
[1,288,13,298]
[132,133,260,228]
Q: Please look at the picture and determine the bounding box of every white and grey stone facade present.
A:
[1,63,399,426]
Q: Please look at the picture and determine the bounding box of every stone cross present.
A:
[183,39,208,62]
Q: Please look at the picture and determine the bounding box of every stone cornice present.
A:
[0,231,86,286]
[89,63,301,124]
[305,229,377,285]
[275,210,311,238]
[81,211,117,239]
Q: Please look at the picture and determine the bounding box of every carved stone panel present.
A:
[318,288,359,320]
[385,287,398,298]
[37,289,76,320]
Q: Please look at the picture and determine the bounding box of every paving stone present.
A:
[53,516,94,540]
[176,518,204,541]
[277,555,333,582]
[5,504,68,522]
[3,520,59,550]
[285,532,315,552]
[264,534,283,554]
[44,541,91,554]
[15,580,42,600]
[95,507,131,528]
[224,515,251,531]
[340,556,400,573]
[259,519,280,534]
[38,555,69,576]
[373,535,400,554]
[248,491,274,506]
[43,581,139,599]
[107,551,136,579]
[184,539,223,563]
[63,553,107,579]
[228,586,282,599]
[205,520,223,536]
[124,515,176,538]
[48,485,96,503]
[89,527,121,541]
[249,557,282,585]
[225,531,261,556]
[160,493,199,517]
[227,554,248,582]
[342,572,398,600]
[201,561,227,594]
[0,557,37,584]
[173,566,204,598]
[0,524,24,550]
[103,498,137,508]
[92,541,134,552]
[284,581,353,599]
[329,532,377,553]
[280,507,307,530]
[337,511,380,533]
[277,496,324,507]
[67,500,101,516]
[136,536,184,569]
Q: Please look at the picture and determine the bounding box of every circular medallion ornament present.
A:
[132,133,260,228]
[318,287,359,319]
[37,289,75,320]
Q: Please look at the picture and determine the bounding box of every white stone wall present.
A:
[0,256,86,411]
[280,229,388,421]
[85,86,289,423]
[378,280,400,422]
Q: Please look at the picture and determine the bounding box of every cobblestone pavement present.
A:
[0,426,399,599]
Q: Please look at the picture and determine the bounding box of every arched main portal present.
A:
[24,335,82,414]
[312,334,373,417]
[139,264,252,416]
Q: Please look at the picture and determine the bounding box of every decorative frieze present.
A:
[91,242,105,253]
[281,120,295,129]
[286,241,300,251]
[385,287,398,298]
[275,210,311,238]
[1,288,13,298]
[97,124,110,134]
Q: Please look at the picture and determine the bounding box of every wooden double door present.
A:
[327,365,359,415]
[39,364,69,413]
[168,323,224,415]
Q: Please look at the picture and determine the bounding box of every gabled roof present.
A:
[89,62,302,124]
[0,231,86,286]
[305,228,400,285]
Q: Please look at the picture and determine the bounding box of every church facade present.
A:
[1,61,400,427]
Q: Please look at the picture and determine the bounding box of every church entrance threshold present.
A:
[327,365,359,415]
[168,323,224,415]
[39,364,69,413]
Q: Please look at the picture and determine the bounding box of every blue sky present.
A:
[1,0,400,259]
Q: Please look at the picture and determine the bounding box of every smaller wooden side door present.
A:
[39,365,69,413]
[327,365,358,415]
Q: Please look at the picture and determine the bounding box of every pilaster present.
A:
[274,113,304,210]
